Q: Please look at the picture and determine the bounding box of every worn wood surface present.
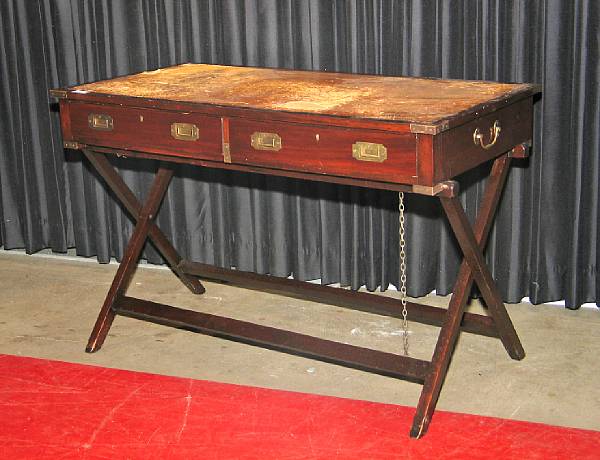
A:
[52,65,537,438]
[70,63,537,126]
[58,64,537,187]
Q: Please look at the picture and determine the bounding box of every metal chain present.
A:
[399,192,409,355]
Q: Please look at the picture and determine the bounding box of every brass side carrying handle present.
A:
[171,123,199,141]
[352,142,387,162]
[88,113,113,131]
[473,120,501,149]
[251,132,282,151]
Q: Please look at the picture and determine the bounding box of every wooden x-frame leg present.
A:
[82,148,523,439]
[84,150,205,352]
[410,153,525,437]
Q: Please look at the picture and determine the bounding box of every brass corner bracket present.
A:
[49,89,68,99]
[63,141,85,150]
[410,121,449,135]
[412,181,458,198]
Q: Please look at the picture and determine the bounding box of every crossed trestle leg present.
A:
[84,150,205,353]
[410,153,524,438]
[82,148,524,439]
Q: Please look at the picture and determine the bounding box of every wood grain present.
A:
[69,63,539,128]
[68,102,223,160]
[229,119,417,184]
[49,64,539,439]
[435,97,533,182]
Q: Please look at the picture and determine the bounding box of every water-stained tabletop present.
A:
[72,63,536,125]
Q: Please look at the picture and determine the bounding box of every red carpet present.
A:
[0,354,598,459]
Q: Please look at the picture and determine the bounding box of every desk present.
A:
[51,64,539,438]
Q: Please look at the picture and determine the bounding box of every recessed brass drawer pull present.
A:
[352,142,387,162]
[473,120,501,149]
[88,113,113,131]
[251,132,282,151]
[171,123,199,141]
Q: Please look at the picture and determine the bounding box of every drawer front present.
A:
[229,120,417,183]
[67,102,223,160]
[435,97,533,181]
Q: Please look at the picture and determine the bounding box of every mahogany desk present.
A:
[51,64,540,438]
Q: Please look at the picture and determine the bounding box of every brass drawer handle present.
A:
[352,142,387,162]
[88,113,113,131]
[473,120,501,149]
[251,132,282,151]
[171,123,199,141]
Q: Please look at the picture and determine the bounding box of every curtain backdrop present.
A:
[0,0,597,308]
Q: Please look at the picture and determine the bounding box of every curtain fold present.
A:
[0,0,597,308]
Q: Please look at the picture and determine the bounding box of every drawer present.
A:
[66,102,223,160]
[228,120,418,184]
[434,97,533,182]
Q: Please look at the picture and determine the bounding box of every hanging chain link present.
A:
[398,192,409,355]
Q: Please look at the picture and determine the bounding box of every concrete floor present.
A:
[1,250,598,431]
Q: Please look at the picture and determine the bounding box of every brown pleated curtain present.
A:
[0,1,597,308]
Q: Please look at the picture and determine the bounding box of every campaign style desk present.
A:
[51,64,540,438]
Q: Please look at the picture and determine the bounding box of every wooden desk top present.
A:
[53,64,538,192]
[69,64,538,131]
